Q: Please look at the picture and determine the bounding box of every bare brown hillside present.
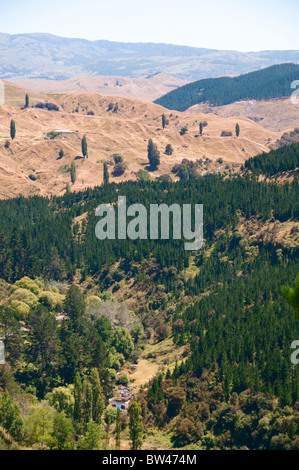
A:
[12,73,188,102]
[0,86,283,199]
[188,97,299,132]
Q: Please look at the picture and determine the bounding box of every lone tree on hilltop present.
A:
[147,139,160,170]
[25,94,29,108]
[236,123,240,137]
[81,135,88,159]
[10,120,16,140]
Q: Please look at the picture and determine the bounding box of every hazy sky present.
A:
[0,0,298,51]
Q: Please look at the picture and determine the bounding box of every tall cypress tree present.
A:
[84,378,93,427]
[73,372,83,424]
[103,162,109,185]
[82,136,88,159]
[115,407,121,450]
[70,162,76,185]
[10,120,16,140]
[129,399,143,450]
[90,368,105,424]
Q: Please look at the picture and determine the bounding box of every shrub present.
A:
[12,277,42,296]
[9,300,30,319]
[113,153,124,164]
[10,288,38,308]
[39,291,65,312]
[137,170,151,182]
[35,102,59,111]
[165,144,173,155]
[180,125,188,135]
[221,131,233,137]
[112,162,127,177]
[117,374,129,386]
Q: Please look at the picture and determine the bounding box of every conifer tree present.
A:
[236,123,240,137]
[82,135,88,159]
[84,379,93,427]
[90,368,105,424]
[25,94,29,108]
[70,162,76,185]
[73,372,83,424]
[147,139,160,170]
[115,407,121,450]
[129,399,143,450]
[103,162,109,184]
[10,120,16,140]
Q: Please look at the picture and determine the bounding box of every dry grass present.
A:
[188,97,299,132]
[12,73,188,102]
[127,336,188,389]
[0,82,283,199]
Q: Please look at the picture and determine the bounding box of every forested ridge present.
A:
[155,63,299,111]
[0,165,298,449]
[244,141,299,177]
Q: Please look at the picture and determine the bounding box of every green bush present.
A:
[9,300,30,319]
[39,291,65,312]
[12,277,42,296]
[10,288,38,308]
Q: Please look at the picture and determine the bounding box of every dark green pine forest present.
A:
[155,63,299,111]
[0,143,299,449]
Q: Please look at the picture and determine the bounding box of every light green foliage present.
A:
[108,349,125,370]
[117,374,129,386]
[90,368,105,424]
[9,300,30,319]
[104,407,117,424]
[113,327,134,359]
[24,404,54,448]
[46,385,74,417]
[49,412,74,450]
[77,422,103,450]
[10,288,38,308]
[39,291,65,312]
[131,324,144,343]
[0,391,23,440]
[129,400,143,450]
[12,277,42,296]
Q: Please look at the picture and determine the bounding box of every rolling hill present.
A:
[155,63,299,111]
[11,73,188,102]
[0,32,298,82]
[0,82,283,199]
[187,97,299,132]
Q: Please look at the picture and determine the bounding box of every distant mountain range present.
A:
[155,64,299,110]
[0,32,299,81]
